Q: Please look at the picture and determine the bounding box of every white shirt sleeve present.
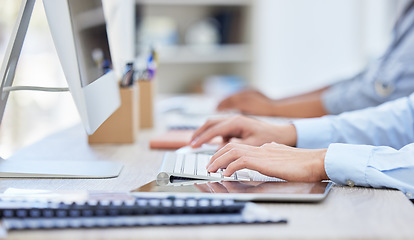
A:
[325,143,414,198]
[292,94,414,197]
[294,94,414,149]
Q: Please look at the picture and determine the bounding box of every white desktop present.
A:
[0,0,122,178]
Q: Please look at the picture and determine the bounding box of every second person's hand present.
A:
[190,115,297,148]
[217,89,276,116]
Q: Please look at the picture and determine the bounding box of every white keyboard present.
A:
[157,152,251,181]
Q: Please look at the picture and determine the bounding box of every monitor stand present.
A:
[0,123,124,179]
[0,0,123,179]
[0,157,123,179]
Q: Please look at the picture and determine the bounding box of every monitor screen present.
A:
[68,0,111,87]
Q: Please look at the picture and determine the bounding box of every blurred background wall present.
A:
[253,0,407,98]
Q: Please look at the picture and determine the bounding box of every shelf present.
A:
[156,44,251,64]
[136,0,252,6]
[134,0,254,93]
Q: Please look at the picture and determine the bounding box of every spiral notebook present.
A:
[0,189,286,230]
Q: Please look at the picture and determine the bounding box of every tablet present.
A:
[132,180,333,202]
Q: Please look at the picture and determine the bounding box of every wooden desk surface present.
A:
[2,125,414,240]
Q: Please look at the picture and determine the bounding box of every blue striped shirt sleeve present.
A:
[293,94,414,197]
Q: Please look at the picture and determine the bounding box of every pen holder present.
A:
[138,80,154,129]
[88,85,139,144]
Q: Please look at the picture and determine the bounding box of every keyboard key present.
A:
[173,154,184,173]
[208,172,222,179]
[159,152,252,181]
[183,154,196,175]
[236,170,251,181]
[196,155,208,176]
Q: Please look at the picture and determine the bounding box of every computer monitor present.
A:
[43,0,121,134]
[0,0,123,178]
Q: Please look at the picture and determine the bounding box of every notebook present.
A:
[0,190,287,230]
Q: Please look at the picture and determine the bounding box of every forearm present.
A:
[271,87,328,118]
[272,97,327,118]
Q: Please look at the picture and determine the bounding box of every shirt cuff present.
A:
[293,117,334,149]
[325,143,372,187]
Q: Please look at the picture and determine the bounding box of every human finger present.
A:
[207,144,257,173]
[190,118,223,144]
[207,142,250,167]
[190,118,244,148]
[216,95,238,111]
[206,143,233,167]
[206,143,253,169]
[221,155,259,177]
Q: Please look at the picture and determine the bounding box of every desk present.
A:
[2,124,414,240]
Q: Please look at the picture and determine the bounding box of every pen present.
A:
[146,48,158,80]
[120,62,134,87]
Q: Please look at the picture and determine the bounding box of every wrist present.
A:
[283,124,298,147]
[317,149,329,180]
[271,124,298,146]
